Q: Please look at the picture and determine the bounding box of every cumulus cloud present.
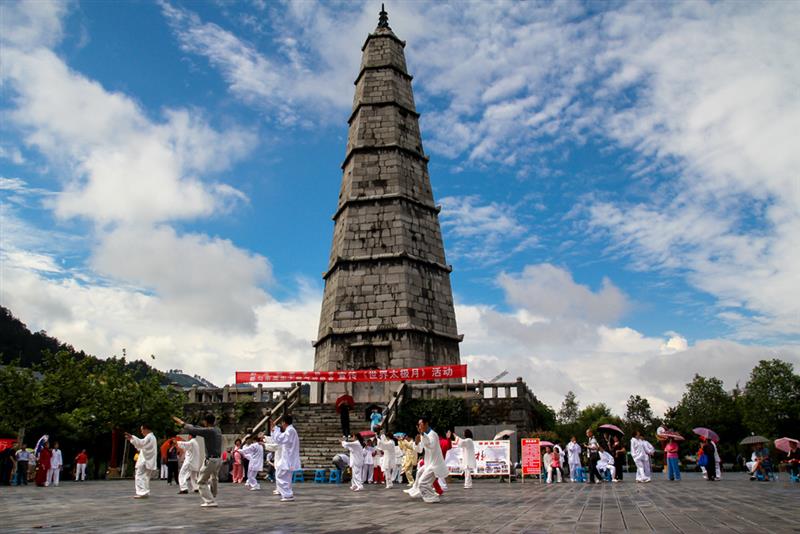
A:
[458,264,800,415]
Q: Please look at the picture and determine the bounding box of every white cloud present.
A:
[0,0,68,50]
[439,195,536,266]
[1,252,322,386]
[457,263,800,415]
[498,264,627,324]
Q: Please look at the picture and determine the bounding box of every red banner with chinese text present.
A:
[236,364,467,384]
[521,438,541,475]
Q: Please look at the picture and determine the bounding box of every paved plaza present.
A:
[1,473,797,533]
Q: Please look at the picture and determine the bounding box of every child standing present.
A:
[240,436,265,491]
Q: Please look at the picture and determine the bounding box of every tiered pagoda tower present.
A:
[313,5,462,402]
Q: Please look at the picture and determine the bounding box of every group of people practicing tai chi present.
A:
[341,418,476,503]
[125,413,301,507]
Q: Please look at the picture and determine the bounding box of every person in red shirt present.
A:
[35,442,51,487]
[75,449,89,481]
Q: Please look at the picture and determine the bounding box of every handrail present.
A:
[382,381,407,433]
[242,382,302,440]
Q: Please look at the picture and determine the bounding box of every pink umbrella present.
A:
[661,432,685,441]
[774,437,799,453]
[538,441,554,448]
[599,424,624,435]
[693,427,720,442]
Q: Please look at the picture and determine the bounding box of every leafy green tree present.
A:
[558,391,579,424]
[0,362,43,441]
[625,394,655,434]
[665,374,744,461]
[740,359,800,437]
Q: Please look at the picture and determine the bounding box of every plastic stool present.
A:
[292,470,305,483]
[604,469,613,482]
[314,469,327,483]
[329,469,342,484]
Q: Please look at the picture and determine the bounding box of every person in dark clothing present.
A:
[340,405,351,438]
[701,437,717,481]
[611,435,625,481]
[173,413,223,507]
[0,447,15,485]
[166,440,180,485]
[585,429,602,484]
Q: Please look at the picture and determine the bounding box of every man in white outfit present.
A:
[405,418,447,503]
[566,436,582,482]
[630,431,654,483]
[177,434,202,494]
[47,441,63,487]
[376,433,396,489]
[125,424,158,498]
[272,415,301,502]
[342,434,365,491]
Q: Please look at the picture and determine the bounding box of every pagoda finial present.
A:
[378,3,390,29]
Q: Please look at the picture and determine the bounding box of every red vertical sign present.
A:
[521,438,541,475]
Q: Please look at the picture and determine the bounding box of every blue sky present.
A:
[2,0,798,415]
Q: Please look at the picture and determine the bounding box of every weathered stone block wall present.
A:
[328,201,446,265]
[338,150,434,207]
[353,70,416,112]
[318,260,457,337]
[360,33,408,73]
[347,105,422,155]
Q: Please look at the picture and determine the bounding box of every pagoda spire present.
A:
[378,3,390,29]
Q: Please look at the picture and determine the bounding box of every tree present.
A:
[665,374,744,461]
[625,394,655,434]
[0,362,43,441]
[740,359,800,437]
[558,391,579,424]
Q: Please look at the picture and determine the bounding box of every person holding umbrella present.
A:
[336,393,355,438]
[665,437,681,481]
[694,428,722,480]
[700,436,717,481]
[774,438,799,479]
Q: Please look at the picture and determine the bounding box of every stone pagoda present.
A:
[313,5,462,402]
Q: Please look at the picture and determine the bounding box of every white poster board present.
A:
[446,440,511,476]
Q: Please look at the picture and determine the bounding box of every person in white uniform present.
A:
[125,424,158,498]
[630,431,654,483]
[453,430,476,488]
[177,433,201,494]
[596,449,614,481]
[342,434,365,491]
[47,441,63,487]
[394,442,404,483]
[405,417,448,503]
[376,433,397,489]
[363,440,375,484]
[240,436,266,491]
[263,432,283,495]
[566,436,582,482]
[271,415,301,502]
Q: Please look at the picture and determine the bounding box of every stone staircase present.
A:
[291,403,378,475]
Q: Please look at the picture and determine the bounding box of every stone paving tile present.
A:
[0,473,797,533]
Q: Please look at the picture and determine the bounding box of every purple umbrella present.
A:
[598,424,624,435]
[692,427,720,442]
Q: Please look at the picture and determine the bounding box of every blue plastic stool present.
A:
[329,469,342,484]
[604,469,613,482]
[313,469,326,483]
[292,470,305,483]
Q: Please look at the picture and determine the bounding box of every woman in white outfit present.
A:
[630,431,654,483]
[342,434,365,491]
[566,437,582,482]
[453,430,476,488]
[376,433,397,488]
